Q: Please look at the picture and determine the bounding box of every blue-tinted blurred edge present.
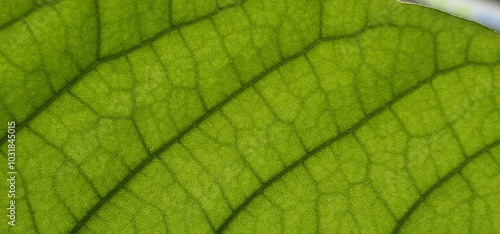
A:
[398,0,500,33]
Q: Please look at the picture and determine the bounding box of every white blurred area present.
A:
[399,0,500,32]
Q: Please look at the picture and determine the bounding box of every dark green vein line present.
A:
[168,0,173,27]
[215,62,475,233]
[392,139,500,234]
[0,61,97,145]
[0,0,247,146]
[17,171,41,234]
[94,0,101,58]
[0,0,64,31]
[70,28,373,233]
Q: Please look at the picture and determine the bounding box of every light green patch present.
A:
[406,128,463,192]
[161,143,233,228]
[392,85,447,136]
[435,30,469,70]
[180,20,241,109]
[172,0,215,25]
[72,57,134,118]
[322,0,367,37]
[99,0,171,57]
[212,7,265,83]
[468,32,500,64]
[29,94,99,151]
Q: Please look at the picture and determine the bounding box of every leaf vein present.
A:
[392,139,500,233]
[0,0,248,145]
[69,26,371,233]
[0,0,64,31]
[215,61,497,233]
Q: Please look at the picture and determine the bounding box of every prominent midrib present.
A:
[215,62,499,233]
[392,139,500,233]
[0,0,247,145]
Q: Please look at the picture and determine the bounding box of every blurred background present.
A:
[399,0,500,32]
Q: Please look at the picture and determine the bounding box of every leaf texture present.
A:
[0,0,499,233]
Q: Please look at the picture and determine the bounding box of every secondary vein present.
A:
[215,61,491,233]
[0,0,247,146]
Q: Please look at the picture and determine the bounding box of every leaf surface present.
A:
[1,0,499,233]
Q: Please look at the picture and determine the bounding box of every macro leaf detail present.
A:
[0,0,499,233]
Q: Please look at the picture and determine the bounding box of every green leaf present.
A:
[1,0,499,233]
